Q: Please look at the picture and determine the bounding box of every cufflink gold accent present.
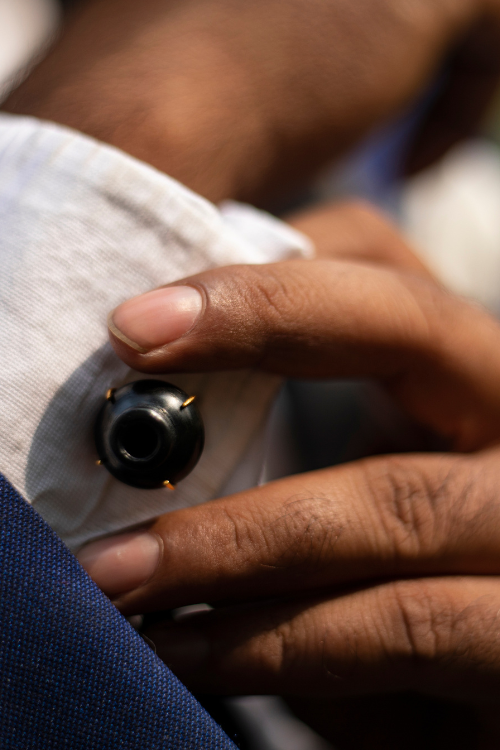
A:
[95,380,204,489]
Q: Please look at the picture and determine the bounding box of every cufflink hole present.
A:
[117,417,161,461]
[95,380,204,488]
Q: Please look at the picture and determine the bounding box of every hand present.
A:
[4,0,500,202]
[79,201,500,747]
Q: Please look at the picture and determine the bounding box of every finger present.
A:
[108,256,500,450]
[80,449,500,612]
[286,201,433,277]
[143,576,500,698]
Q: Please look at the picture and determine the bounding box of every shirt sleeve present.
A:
[0,113,313,550]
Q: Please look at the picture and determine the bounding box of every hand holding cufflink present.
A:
[79,203,500,749]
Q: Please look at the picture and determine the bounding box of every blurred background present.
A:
[4,1,500,748]
[5,0,500,312]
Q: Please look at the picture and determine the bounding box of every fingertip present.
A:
[78,531,162,598]
[107,310,149,353]
[108,286,203,354]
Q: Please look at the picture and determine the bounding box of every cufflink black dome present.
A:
[94,380,204,489]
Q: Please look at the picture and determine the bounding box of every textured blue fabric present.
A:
[0,474,237,749]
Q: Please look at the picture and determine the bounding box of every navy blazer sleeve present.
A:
[0,474,237,749]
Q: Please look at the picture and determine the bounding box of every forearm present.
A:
[3,0,268,203]
[5,0,499,205]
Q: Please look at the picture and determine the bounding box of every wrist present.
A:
[3,2,269,204]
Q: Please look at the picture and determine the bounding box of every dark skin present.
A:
[7,0,500,745]
[5,0,500,203]
[75,200,500,750]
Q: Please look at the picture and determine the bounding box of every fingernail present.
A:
[109,286,203,353]
[77,531,161,597]
[146,624,209,674]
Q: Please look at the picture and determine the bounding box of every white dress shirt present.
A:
[0,113,312,550]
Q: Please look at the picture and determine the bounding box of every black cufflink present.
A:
[94,380,204,489]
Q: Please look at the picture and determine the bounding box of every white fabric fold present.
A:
[0,113,313,549]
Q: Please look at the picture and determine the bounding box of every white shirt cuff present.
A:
[0,113,313,549]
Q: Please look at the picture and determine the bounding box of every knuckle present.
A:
[448,592,500,665]
[216,503,268,563]
[361,456,469,559]
[264,494,343,574]
[248,266,299,322]
[219,492,344,577]
[244,612,308,679]
[388,580,457,662]
[240,264,313,335]
[387,579,500,669]
[272,617,302,674]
